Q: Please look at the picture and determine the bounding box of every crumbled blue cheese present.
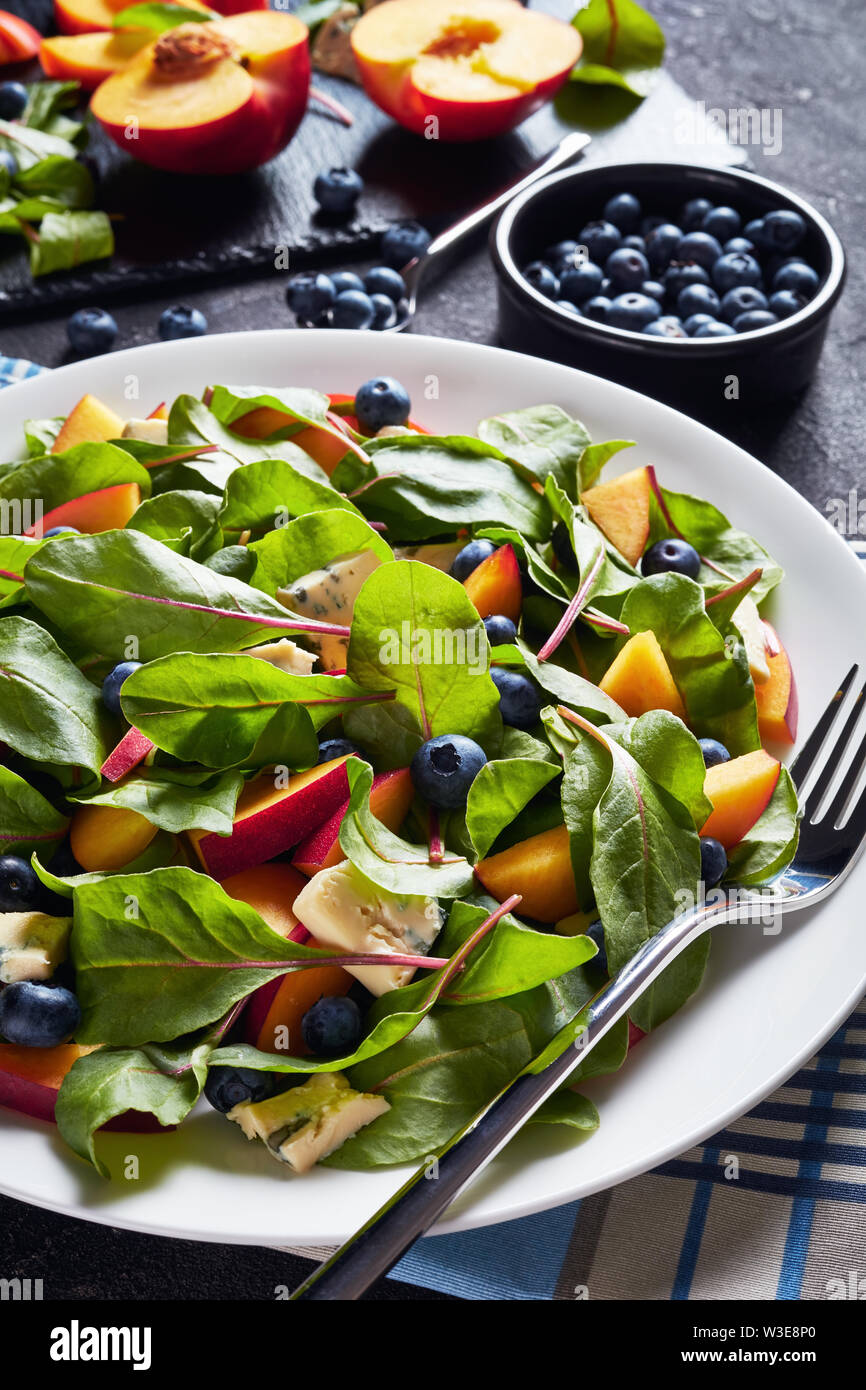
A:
[242,637,317,675]
[0,912,71,983]
[276,549,382,670]
[121,418,169,446]
[228,1072,389,1173]
[293,860,441,996]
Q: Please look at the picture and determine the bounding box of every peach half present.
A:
[350,0,582,142]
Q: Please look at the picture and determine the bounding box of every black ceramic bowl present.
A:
[491,161,846,409]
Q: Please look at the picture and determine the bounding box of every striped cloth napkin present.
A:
[4,360,864,1300]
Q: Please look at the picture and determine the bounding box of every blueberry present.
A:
[677,283,721,318]
[719,285,768,323]
[585,918,607,975]
[712,252,763,293]
[641,279,665,302]
[43,526,79,537]
[578,219,621,264]
[693,320,736,337]
[675,230,724,270]
[556,299,581,315]
[603,192,642,233]
[490,668,541,730]
[663,262,710,298]
[681,197,713,231]
[761,208,806,253]
[605,292,661,330]
[743,217,770,250]
[0,148,17,179]
[410,734,487,809]
[363,265,405,302]
[642,319,688,338]
[765,253,800,282]
[701,205,741,241]
[545,238,579,267]
[600,277,613,295]
[523,260,559,297]
[700,836,728,889]
[0,81,27,121]
[0,982,80,1048]
[332,289,375,329]
[158,305,208,341]
[621,235,646,253]
[768,288,808,319]
[369,293,397,330]
[204,1066,282,1114]
[313,166,363,215]
[204,545,255,580]
[101,660,142,716]
[66,307,117,356]
[582,295,611,322]
[450,538,496,582]
[645,223,683,271]
[317,736,365,763]
[684,313,718,336]
[559,260,604,304]
[0,856,42,913]
[354,375,410,434]
[380,220,430,268]
[641,538,701,579]
[551,520,577,569]
[772,261,819,296]
[286,271,336,320]
[698,738,731,768]
[732,309,779,332]
[483,614,517,646]
[641,215,667,237]
[301,995,362,1056]
[330,271,365,296]
[605,246,650,291]
[723,237,756,257]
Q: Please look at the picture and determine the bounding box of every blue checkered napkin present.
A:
[5,356,864,1301]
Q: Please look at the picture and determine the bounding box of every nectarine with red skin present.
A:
[463,543,522,623]
[293,767,414,875]
[101,726,156,782]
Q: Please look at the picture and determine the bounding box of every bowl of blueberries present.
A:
[491,161,845,406]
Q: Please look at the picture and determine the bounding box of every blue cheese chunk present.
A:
[121,418,169,446]
[0,912,71,983]
[293,860,441,996]
[242,638,317,675]
[276,549,382,670]
[228,1072,389,1173]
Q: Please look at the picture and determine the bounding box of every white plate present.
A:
[0,330,863,1249]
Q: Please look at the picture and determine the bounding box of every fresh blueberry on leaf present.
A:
[698,738,731,769]
[603,191,642,233]
[332,289,375,330]
[641,538,701,579]
[158,305,208,341]
[354,375,411,434]
[490,668,541,731]
[363,265,405,303]
[449,538,496,582]
[317,737,366,764]
[301,996,362,1057]
[0,81,27,120]
[0,982,81,1048]
[204,1066,285,1114]
[483,614,517,646]
[102,661,142,717]
[0,856,42,913]
[380,220,431,269]
[66,307,117,356]
[410,734,487,809]
[700,836,728,889]
[286,272,336,320]
[313,166,363,215]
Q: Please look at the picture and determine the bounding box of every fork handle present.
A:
[291,896,725,1301]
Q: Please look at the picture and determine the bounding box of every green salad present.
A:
[0,377,800,1178]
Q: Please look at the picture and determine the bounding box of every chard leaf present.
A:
[23,417,63,456]
[726,766,800,885]
[577,438,635,493]
[465,757,559,859]
[651,484,783,601]
[435,899,596,1002]
[529,1090,599,1131]
[165,395,328,493]
[516,641,625,723]
[0,765,69,855]
[71,766,244,835]
[126,489,222,560]
[0,615,109,776]
[248,510,393,596]
[477,403,591,495]
[571,0,665,98]
[218,456,359,540]
[606,710,713,827]
[29,210,114,277]
[0,441,150,513]
[0,536,46,608]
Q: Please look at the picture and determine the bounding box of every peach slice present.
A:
[0,10,41,62]
[91,11,310,175]
[475,822,579,922]
[187,756,353,880]
[463,542,522,623]
[40,29,153,89]
[221,861,309,940]
[599,629,686,720]
[351,0,582,142]
[100,726,156,782]
[582,466,651,568]
[755,624,798,745]
[51,393,124,453]
[69,803,159,871]
[0,1043,175,1130]
[293,767,414,876]
[25,482,141,537]
[701,749,780,850]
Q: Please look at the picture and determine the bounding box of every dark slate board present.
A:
[0,15,745,319]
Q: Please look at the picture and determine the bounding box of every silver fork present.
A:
[291,665,866,1300]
